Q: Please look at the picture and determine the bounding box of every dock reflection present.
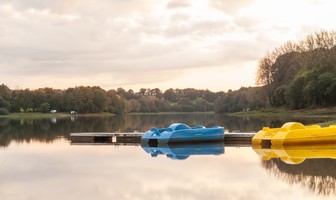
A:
[141,142,224,160]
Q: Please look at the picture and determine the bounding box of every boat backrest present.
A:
[168,123,191,131]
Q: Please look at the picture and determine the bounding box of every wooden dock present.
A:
[70,132,255,145]
[70,132,142,144]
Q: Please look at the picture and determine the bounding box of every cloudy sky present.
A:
[1,0,335,92]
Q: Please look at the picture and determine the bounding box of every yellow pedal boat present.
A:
[252,122,336,147]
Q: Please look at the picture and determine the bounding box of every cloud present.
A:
[209,0,255,14]
[0,1,239,90]
[0,0,155,16]
[1,0,335,91]
[0,140,320,200]
[166,0,190,9]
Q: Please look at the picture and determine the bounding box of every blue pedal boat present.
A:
[141,123,225,145]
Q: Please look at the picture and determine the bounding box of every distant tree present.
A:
[163,88,177,102]
[117,88,126,97]
[92,86,108,112]
[152,88,163,99]
[0,96,11,111]
[178,98,194,112]
[182,88,199,100]
[0,84,11,100]
[63,88,77,112]
[124,89,136,100]
[40,102,51,113]
[107,90,129,115]
[203,89,218,102]
[10,89,34,112]
[178,98,192,106]
[155,99,171,112]
[138,88,147,96]
[128,99,141,112]
[138,96,158,112]
[194,98,209,112]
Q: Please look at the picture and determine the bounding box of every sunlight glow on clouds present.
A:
[0,0,335,91]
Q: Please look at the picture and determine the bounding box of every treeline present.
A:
[0,85,223,114]
[214,87,267,113]
[256,30,336,109]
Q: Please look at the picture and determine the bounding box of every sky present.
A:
[1,0,336,92]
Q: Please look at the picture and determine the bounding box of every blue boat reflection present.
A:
[141,142,224,160]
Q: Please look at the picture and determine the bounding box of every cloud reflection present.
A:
[0,139,327,200]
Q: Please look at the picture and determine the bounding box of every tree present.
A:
[40,102,51,113]
[317,72,334,106]
[138,88,147,96]
[107,90,129,115]
[0,84,11,100]
[138,96,158,112]
[256,52,275,86]
[0,96,11,111]
[287,73,307,109]
[10,89,34,112]
[92,86,108,112]
[128,99,141,112]
[163,88,177,102]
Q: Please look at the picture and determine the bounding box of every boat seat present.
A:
[150,128,160,136]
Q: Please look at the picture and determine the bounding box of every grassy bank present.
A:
[231,107,336,117]
[0,111,215,119]
[231,108,336,126]
[127,111,215,115]
[0,112,116,119]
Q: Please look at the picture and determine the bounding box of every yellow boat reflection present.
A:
[253,144,336,164]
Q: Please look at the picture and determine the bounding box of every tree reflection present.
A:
[262,158,336,196]
[0,113,330,147]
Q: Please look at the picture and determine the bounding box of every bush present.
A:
[0,107,9,115]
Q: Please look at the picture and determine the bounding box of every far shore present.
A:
[0,111,215,119]
[231,107,336,117]
[1,109,336,126]
[230,108,336,126]
[0,112,116,119]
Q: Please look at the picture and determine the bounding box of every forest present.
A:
[0,85,223,114]
[256,30,336,109]
[216,30,336,112]
[1,30,336,115]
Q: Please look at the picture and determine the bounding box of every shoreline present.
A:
[0,111,215,119]
[1,109,336,125]
[230,108,336,126]
[0,112,117,119]
[230,107,336,117]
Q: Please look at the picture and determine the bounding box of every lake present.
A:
[0,113,335,200]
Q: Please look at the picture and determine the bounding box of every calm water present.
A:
[0,113,335,200]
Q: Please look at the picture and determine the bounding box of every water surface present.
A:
[0,114,335,200]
